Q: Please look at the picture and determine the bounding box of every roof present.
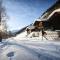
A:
[27,25,35,29]
[42,9,60,21]
[41,0,60,19]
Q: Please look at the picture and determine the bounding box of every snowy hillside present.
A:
[14,31,27,39]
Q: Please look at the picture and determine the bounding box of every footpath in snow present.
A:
[0,38,60,60]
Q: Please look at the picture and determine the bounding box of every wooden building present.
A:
[26,0,60,38]
[41,0,60,30]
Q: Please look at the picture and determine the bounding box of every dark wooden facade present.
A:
[26,21,44,35]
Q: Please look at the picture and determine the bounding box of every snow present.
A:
[0,30,60,60]
[0,37,60,60]
[40,8,60,21]
[14,31,27,39]
[47,8,60,19]
[14,30,59,41]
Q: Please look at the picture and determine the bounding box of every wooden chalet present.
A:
[26,0,60,39]
[41,0,60,30]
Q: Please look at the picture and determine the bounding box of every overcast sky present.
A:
[3,0,57,31]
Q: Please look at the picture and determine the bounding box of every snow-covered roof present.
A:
[41,8,60,21]
[27,25,35,29]
[41,0,60,18]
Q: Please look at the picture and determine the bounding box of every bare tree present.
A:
[0,0,8,41]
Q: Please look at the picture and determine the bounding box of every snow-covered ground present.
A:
[0,38,60,60]
[14,31,59,41]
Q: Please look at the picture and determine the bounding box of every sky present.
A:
[3,0,57,31]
